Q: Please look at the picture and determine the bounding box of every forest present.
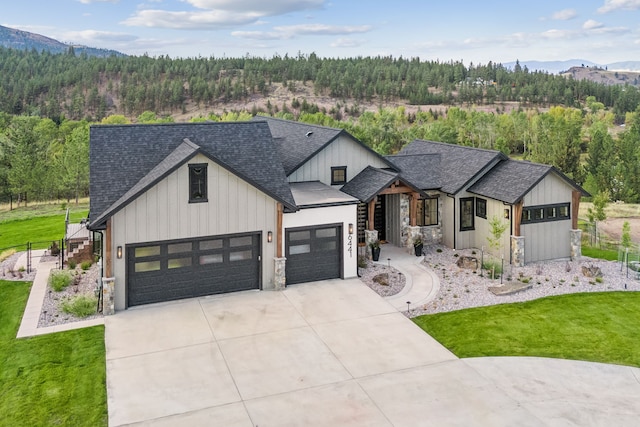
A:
[1,47,640,207]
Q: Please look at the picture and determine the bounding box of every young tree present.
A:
[486,215,509,256]
[621,220,632,250]
[587,191,609,247]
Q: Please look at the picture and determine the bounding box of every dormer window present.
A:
[331,166,347,185]
[189,164,208,203]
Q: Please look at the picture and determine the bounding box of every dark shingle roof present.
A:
[397,140,505,194]
[385,153,441,190]
[340,166,425,203]
[254,116,395,175]
[89,121,296,229]
[469,159,589,204]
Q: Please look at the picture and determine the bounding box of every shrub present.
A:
[61,295,97,318]
[49,241,60,256]
[0,248,16,263]
[68,259,77,269]
[436,248,443,253]
[80,261,92,271]
[49,270,73,292]
[357,256,367,269]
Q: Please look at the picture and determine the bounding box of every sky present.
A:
[2,0,639,65]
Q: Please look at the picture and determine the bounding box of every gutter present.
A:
[447,193,456,248]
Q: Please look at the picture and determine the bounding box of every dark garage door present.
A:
[127,233,260,307]
[285,225,342,285]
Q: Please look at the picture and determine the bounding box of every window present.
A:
[460,198,475,231]
[417,197,439,226]
[521,203,570,224]
[331,166,347,185]
[476,198,487,219]
[189,164,207,203]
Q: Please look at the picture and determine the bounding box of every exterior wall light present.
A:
[267,231,273,243]
[117,246,123,259]
[348,223,354,235]
[504,209,510,219]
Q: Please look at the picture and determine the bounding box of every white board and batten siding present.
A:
[287,134,388,185]
[473,197,511,261]
[521,172,574,263]
[111,153,278,310]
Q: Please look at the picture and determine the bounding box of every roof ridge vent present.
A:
[306,131,313,137]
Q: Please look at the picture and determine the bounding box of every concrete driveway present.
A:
[105,279,640,426]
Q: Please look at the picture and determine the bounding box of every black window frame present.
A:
[331,166,347,185]
[460,197,475,231]
[475,197,487,219]
[521,202,570,224]
[417,197,439,226]
[189,163,208,203]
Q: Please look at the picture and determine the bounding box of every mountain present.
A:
[0,24,125,57]
[504,59,640,74]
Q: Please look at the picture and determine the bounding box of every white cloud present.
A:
[122,9,262,29]
[62,30,138,44]
[598,0,640,13]
[583,19,604,30]
[232,24,371,40]
[552,9,577,20]
[185,0,324,14]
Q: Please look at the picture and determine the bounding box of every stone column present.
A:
[570,229,582,261]
[274,257,286,291]
[364,230,378,258]
[511,236,525,267]
[405,226,422,254]
[102,277,115,315]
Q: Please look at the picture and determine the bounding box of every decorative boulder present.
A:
[456,256,479,270]
[581,265,602,278]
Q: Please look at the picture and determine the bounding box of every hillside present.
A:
[561,66,640,87]
[0,24,124,57]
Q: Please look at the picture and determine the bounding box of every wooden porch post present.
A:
[572,191,581,230]
[105,218,113,277]
[410,193,419,227]
[367,197,377,231]
[277,203,283,258]
[513,202,523,237]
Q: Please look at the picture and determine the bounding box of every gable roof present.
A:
[385,153,442,191]
[340,166,426,203]
[397,140,506,194]
[254,115,396,175]
[468,159,590,204]
[89,121,297,229]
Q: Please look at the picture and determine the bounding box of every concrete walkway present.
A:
[16,255,104,338]
[374,243,439,311]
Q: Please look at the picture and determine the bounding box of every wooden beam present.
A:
[378,185,415,196]
[572,191,581,230]
[276,203,283,258]
[367,197,376,231]
[513,202,523,237]
[410,193,418,227]
[105,218,113,277]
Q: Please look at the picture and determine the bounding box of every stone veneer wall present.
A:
[570,229,582,261]
[511,236,525,267]
[274,257,286,290]
[102,277,115,315]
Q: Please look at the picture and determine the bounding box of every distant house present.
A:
[88,117,587,311]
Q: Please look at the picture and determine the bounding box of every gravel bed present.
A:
[38,264,103,328]
[0,252,36,282]
[409,245,640,317]
[358,260,406,297]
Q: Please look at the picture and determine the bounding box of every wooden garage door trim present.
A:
[285,223,342,285]
[126,232,261,307]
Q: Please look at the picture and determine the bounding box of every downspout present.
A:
[92,227,105,313]
[447,194,456,249]
[510,205,514,265]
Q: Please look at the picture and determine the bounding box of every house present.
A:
[88,118,587,311]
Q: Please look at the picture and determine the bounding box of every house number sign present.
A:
[347,234,353,258]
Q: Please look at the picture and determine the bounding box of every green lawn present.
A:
[0,280,107,426]
[414,292,640,367]
[0,205,89,250]
[582,245,619,261]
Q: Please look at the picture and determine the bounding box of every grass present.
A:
[48,270,74,292]
[582,245,619,261]
[0,280,107,426]
[0,203,89,250]
[413,292,640,367]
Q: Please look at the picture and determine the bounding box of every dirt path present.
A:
[597,217,640,242]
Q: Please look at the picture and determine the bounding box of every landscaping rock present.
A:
[488,282,533,296]
[582,265,602,278]
[456,255,479,270]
